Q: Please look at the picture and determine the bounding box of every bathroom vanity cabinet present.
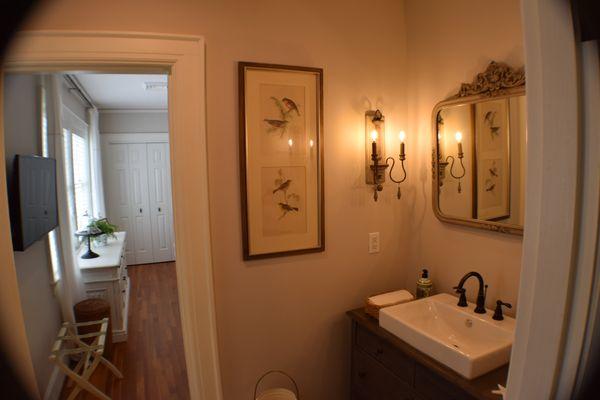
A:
[348,309,508,400]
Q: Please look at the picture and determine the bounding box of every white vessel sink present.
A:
[379,293,515,379]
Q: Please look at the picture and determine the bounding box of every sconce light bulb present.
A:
[455,131,463,143]
[370,130,378,142]
[288,138,293,147]
[399,131,406,143]
[309,139,314,147]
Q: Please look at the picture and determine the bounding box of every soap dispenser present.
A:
[416,269,433,299]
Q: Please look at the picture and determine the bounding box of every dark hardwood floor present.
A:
[60,262,190,400]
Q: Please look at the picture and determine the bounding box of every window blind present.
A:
[72,133,91,231]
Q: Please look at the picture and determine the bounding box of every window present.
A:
[62,105,92,245]
[71,132,92,231]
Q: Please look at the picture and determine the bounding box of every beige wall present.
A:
[3,74,63,398]
[99,111,169,134]
[23,1,409,398]
[403,0,524,313]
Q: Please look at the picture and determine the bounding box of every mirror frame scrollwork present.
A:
[431,61,526,235]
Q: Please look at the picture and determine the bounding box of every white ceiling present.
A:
[75,74,168,110]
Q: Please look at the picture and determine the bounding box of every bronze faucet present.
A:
[453,271,488,314]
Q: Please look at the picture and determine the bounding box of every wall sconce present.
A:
[443,131,466,193]
[365,109,407,201]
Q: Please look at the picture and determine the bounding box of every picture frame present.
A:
[238,62,324,260]
[474,98,511,221]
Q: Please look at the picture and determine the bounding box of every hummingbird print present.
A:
[264,119,289,136]
[264,96,301,137]
[485,179,496,192]
[272,169,300,219]
[278,202,299,219]
[484,111,501,139]
[272,179,291,194]
[282,97,300,116]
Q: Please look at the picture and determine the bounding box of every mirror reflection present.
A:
[436,95,526,228]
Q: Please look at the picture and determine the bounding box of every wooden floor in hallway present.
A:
[60,262,190,400]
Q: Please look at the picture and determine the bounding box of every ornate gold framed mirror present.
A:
[431,61,525,235]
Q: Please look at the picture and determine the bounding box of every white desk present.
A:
[78,231,129,342]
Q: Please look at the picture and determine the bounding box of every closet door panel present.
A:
[147,143,175,262]
[128,143,153,264]
[103,143,135,264]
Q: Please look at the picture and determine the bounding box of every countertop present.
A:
[347,307,508,400]
[77,231,127,269]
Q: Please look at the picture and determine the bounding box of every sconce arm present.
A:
[446,155,466,180]
[386,156,407,184]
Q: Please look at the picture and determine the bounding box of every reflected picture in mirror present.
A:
[432,61,525,235]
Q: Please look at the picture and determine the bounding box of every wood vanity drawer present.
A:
[414,364,477,400]
[352,349,415,400]
[355,324,415,385]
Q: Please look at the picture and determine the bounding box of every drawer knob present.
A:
[358,371,367,379]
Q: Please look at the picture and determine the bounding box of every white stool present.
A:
[49,318,123,400]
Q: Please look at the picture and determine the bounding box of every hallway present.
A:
[61,262,189,399]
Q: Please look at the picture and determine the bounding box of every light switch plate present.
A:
[369,232,380,253]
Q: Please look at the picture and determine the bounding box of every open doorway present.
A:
[3,72,188,399]
[1,31,221,400]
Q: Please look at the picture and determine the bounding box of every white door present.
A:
[128,143,154,264]
[103,143,135,264]
[147,143,175,262]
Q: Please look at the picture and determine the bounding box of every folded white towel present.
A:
[368,290,414,307]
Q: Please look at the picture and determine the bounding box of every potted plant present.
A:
[87,218,118,246]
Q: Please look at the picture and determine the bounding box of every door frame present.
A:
[506,0,584,398]
[1,31,223,399]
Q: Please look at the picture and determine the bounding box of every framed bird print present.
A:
[474,99,511,221]
[239,62,324,260]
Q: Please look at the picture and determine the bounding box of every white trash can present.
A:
[254,370,299,400]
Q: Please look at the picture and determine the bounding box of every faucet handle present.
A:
[484,284,488,299]
[453,286,465,293]
[453,286,468,307]
[492,300,512,321]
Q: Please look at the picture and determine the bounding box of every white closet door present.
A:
[128,143,154,264]
[103,143,135,264]
[147,143,175,262]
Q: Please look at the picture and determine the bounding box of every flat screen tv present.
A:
[9,155,58,251]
